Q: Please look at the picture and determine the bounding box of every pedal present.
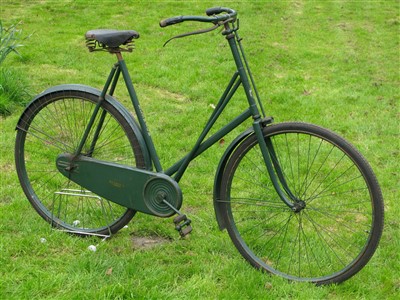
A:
[173,214,192,237]
[180,225,192,237]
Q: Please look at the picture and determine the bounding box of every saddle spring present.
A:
[85,38,135,53]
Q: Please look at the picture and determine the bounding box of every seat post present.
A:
[115,52,123,61]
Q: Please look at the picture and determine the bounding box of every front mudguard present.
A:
[16,84,152,169]
[213,128,254,230]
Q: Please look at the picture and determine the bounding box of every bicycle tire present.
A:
[15,89,147,236]
[218,122,384,284]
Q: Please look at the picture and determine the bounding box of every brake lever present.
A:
[162,22,220,47]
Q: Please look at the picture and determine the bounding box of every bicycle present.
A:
[15,7,384,285]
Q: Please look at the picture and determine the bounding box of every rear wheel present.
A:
[15,90,147,236]
[219,122,384,284]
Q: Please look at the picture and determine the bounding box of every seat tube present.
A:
[116,53,163,172]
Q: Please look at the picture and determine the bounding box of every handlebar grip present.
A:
[205,7,234,16]
[205,7,224,16]
[160,16,184,27]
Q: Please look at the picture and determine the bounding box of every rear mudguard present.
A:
[213,128,254,230]
[16,84,152,168]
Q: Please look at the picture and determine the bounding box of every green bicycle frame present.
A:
[79,19,296,210]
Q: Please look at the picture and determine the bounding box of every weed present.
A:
[0,20,31,115]
[0,21,27,65]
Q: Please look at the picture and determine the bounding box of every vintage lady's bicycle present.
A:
[15,7,384,285]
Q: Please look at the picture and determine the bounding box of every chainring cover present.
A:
[56,153,182,217]
[143,177,182,217]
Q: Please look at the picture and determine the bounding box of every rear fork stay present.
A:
[67,60,193,237]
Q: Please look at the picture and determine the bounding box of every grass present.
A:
[0,1,399,299]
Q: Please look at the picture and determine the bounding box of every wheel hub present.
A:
[292,200,306,213]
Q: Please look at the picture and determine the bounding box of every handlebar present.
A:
[159,7,237,28]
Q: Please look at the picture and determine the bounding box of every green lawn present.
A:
[1,1,399,299]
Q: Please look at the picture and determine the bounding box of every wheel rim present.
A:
[16,94,141,235]
[224,125,380,282]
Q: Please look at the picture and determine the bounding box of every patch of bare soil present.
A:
[131,235,171,250]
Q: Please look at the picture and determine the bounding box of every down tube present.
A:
[165,109,252,177]
[167,72,241,181]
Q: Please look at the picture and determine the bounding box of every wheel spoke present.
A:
[220,122,383,284]
[15,92,146,236]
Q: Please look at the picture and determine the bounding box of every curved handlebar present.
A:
[159,7,237,28]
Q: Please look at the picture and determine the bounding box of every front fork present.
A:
[253,119,301,212]
[223,23,299,210]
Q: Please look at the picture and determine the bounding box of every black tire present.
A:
[219,122,384,284]
[15,90,147,236]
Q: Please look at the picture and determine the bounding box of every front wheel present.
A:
[218,122,384,284]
